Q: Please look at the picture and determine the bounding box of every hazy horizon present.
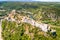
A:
[0,0,60,2]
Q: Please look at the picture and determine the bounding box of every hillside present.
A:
[0,2,60,40]
[0,10,58,40]
[0,2,60,26]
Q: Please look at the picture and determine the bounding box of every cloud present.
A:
[1,0,33,1]
[34,0,60,2]
[0,0,60,2]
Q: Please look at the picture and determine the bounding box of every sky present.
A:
[0,0,60,2]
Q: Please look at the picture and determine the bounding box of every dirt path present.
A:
[0,21,3,40]
[49,24,60,28]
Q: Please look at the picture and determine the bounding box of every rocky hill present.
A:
[1,10,57,40]
[0,2,60,40]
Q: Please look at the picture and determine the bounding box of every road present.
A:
[0,20,3,40]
